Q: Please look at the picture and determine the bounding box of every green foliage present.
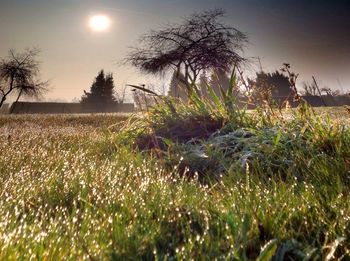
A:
[0,110,350,259]
[117,67,350,185]
[257,239,278,261]
[107,65,350,259]
[121,68,251,150]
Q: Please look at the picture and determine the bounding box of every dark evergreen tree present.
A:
[249,70,292,98]
[104,73,116,103]
[81,70,116,105]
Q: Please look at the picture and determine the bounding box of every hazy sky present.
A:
[0,0,349,101]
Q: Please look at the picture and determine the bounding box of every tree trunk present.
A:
[10,89,23,114]
[0,96,6,108]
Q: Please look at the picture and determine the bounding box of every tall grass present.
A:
[0,68,349,259]
[1,115,349,259]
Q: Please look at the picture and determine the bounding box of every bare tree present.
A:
[126,9,247,97]
[131,84,160,111]
[0,48,48,109]
[115,85,127,103]
[321,87,341,97]
[301,82,318,96]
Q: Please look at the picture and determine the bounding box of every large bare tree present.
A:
[0,48,48,109]
[126,9,247,96]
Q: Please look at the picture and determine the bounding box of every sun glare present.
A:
[89,15,111,32]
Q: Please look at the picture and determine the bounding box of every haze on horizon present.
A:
[0,0,349,102]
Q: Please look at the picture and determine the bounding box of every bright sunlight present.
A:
[89,15,111,32]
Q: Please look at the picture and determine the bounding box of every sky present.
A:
[0,0,349,101]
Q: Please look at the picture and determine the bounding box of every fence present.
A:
[272,95,350,108]
[1,96,349,115]
[0,104,9,114]
[3,102,134,114]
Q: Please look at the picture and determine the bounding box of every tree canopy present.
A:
[126,9,247,96]
[0,48,48,108]
[81,70,116,105]
[249,70,292,98]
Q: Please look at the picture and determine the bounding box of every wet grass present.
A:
[0,107,349,260]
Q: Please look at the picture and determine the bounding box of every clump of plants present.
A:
[104,65,350,259]
[114,9,350,256]
[116,65,350,183]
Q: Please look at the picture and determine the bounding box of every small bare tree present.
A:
[302,82,318,96]
[126,9,247,97]
[321,87,341,97]
[0,48,48,109]
[115,85,127,103]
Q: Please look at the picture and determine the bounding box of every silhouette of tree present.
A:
[302,82,319,96]
[249,70,292,98]
[81,70,116,105]
[302,79,341,97]
[321,87,341,97]
[126,9,247,97]
[209,69,230,97]
[0,48,48,109]
[168,71,188,100]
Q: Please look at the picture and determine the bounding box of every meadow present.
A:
[0,104,349,260]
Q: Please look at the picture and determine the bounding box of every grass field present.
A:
[0,106,349,260]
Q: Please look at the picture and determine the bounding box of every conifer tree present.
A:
[249,70,292,98]
[104,73,116,103]
[81,70,116,104]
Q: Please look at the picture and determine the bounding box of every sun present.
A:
[89,15,111,32]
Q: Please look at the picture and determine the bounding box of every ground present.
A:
[0,108,349,260]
